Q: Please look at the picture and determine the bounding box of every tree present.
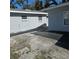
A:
[62,0,69,3]
[23,0,28,9]
[10,0,16,9]
[40,1,43,9]
[16,0,24,4]
[51,0,58,5]
[35,0,40,10]
[35,0,43,10]
[44,0,50,8]
[16,0,28,9]
[44,0,58,8]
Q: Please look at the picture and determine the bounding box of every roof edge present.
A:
[10,10,48,15]
[40,2,69,11]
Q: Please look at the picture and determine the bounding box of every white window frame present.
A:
[64,11,69,25]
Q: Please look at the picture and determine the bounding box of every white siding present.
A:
[47,6,69,32]
[10,15,48,33]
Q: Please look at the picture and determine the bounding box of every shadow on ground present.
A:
[31,31,69,50]
[54,32,69,50]
[10,24,47,37]
[31,31,63,40]
[10,23,69,50]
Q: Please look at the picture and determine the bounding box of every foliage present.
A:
[44,0,50,8]
[16,0,25,3]
[10,0,69,10]
[10,0,28,9]
[35,0,43,10]
[10,0,16,9]
[63,0,69,3]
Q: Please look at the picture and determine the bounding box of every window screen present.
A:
[64,11,69,25]
[22,16,27,19]
[39,16,42,21]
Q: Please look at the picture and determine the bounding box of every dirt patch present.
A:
[10,32,68,59]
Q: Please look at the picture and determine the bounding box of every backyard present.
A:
[10,29,69,59]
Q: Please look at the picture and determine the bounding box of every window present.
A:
[22,16,27,22]
[46,16,48,18]
[39,16,42,21]
[64,11,69,25]
[22,16,27,19]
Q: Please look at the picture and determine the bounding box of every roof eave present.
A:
[40,2,69,11]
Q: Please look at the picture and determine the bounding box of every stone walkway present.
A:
[10,31,69,59]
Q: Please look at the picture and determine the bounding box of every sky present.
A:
[11,0,63,9]
[28,0,35,4]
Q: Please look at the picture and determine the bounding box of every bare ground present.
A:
[10,31,69,59]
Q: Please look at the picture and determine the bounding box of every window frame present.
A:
[64,11,69,25]
[22,16,27,19]
[38,16,42,22]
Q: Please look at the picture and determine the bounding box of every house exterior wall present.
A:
[46,6,69,32]
[10,13,48,33]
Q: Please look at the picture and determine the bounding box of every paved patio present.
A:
[10,31,69,59]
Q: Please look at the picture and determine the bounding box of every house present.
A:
[41,2,69,32]
[10,10,48,34]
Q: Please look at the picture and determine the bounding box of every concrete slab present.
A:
[10,31,69,59]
